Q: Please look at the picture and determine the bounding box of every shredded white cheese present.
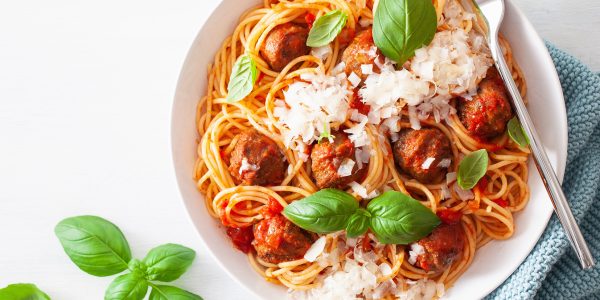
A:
[349,181,378,199]
[348,72,361,87]
[311,45,332,61]
[446,172,457,185]
[408,243,425,265]
[361,64,374,75]
[304,236,327,262]
[379,263,393,277]
[275,70,351,148]
[337,158,355,177]
[454,182,474,201]
[421,157,436,170]
[438,158,452,168]
[239,158,259,175]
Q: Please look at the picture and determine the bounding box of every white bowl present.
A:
[171,1,568,298]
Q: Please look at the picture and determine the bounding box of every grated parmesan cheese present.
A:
[239,158,259,175]
[337,158,355,177]
[453,182,474,201]
[361,64,374,75]
[304,236,327,262]
[446,172,457,185]
[349,181,379,199]
[348,72,361,87]
[408,243,425,265]
[275,70,351,148]
[311,45,332,61]
[438,158,452,168]
[421,157,436,170]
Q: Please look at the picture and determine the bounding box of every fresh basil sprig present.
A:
[367,191,440,244]
[283,190,440,244]
[457,149,489,190]
[143,243,195,282]
[226,54,258,102]
[149,285,201,300]
[306,10,348,47]
[507,117,529,147]
[346,208,370,238]
[373,0,437,64]
[55,215,131,276]
[0,283,50,300]
[55,215,202,300]
[284,189,358,233]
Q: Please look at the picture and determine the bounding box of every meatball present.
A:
[341,27,381,81]
[392,128,452,184]
[252,214,316,264]
[259,23,310,72]
[228,129,287,186]
[310,131,366,189]
[414,223,465,273]
[457,67,514,139]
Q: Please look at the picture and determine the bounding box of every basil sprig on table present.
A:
[0,283,50,300]
[55,215,202,300]
[373,0,437,64]
[457,149,489,190]
[306,10,348,47]
[283,189,440,243]
[507,117,530,147]
[226,54,258,102]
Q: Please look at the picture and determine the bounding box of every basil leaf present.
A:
[149,285,203,300]
[507,117,529,147]
[283,188,358,233]
[306,10,348,47]
[128,258,147,276]
[0,283,50,300]
[457,149,489,190]
[346,208,370,237]
[55,215,132,276]
[226,54,258,102]
[373,0,437,64]
[105,273,148,300]
[367,191,440,244]
[142,244,196,282]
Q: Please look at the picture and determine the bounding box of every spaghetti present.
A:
[193,0,529,298]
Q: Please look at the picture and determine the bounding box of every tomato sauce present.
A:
[253,215,285,249]
[436,209,462,225]
[492,198,509,207]
[349,91,371,115]
[338,27,355,46]
[226,226,254,254]
[305,13,315,29]
[261,197,284,219]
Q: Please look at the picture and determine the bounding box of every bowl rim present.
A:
[169,0,568,298]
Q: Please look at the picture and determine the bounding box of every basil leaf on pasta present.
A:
[283,188,358,233]
[226,54,258,102]
[507,117,529,147]
[457,149,489,190]
[346,208,370,238]
[373,0,437,64]
[367,191,440,244]
[54,215,131,276]
[306,10,348,47]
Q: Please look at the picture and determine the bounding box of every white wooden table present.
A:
[0,1,598,299]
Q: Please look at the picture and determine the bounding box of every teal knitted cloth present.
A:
[486,44,600,299]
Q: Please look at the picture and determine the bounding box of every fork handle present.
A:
[490,41,595,269]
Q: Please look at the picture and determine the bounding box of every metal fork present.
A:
[473,0,595,269]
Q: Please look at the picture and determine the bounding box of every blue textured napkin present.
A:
[485,44,600,299]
